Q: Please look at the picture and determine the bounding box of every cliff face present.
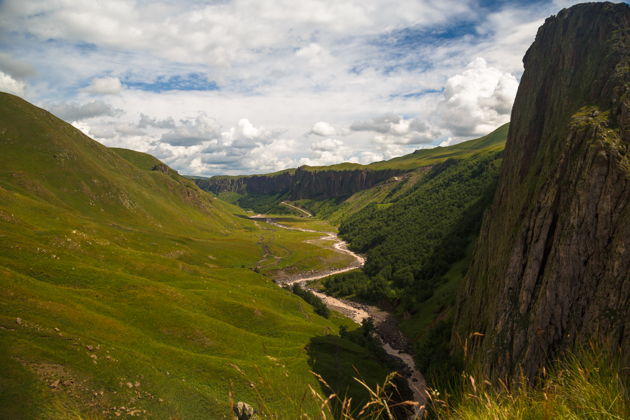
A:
[453,2,629,381]
[195,167,405,200]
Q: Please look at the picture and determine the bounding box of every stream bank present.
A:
[251,214,427,417]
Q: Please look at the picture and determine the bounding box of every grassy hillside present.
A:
[294,124,508,223]
[267,123,507,174]
[195,124,508,218]
[306,122,507,172]
[0,93,391,418]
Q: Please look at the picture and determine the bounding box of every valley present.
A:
[1,2,628,419]
[250,210,427,413]
[0,93,401,418]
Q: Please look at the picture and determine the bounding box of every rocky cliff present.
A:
[453,2,629,381]
[194,166,405,200]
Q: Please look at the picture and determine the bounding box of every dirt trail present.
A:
[280,201,313,217]
[250,211,426,416]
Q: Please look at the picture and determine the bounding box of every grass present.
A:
[294,167,429,225]
[196,124,508,224]
[363,123,508,171]
[0,93,394,418]
[293,123,508,173]
[256,342,628,419]
[294,125,507,225]
[429,344,629,420]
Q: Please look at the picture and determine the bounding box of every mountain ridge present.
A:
[193,124,508,213]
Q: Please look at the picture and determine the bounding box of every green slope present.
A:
[362,123,508,171]
[295,124,508,224]
[0,93,390,418]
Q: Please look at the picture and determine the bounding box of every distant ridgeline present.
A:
[191,124,508,215]
[194,166,404,202]
[199,123,510,386]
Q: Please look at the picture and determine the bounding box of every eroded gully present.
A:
[251,215,427,416]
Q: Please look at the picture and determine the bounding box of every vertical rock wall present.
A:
[453,2,629,380]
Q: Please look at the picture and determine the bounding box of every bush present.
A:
[289,284,330,318]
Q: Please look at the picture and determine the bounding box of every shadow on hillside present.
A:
[305,332,414,419]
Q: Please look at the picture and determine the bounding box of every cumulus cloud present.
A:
[86,76,122,94]
[310,121,337,137]
[298,138,354,166]
[296,43,333,67]
[239,139,298,174]
[351,114,404,134]
[0,71,25,95]
[348,58,517,146]
[435,58,518,137]
[222,119,280,149]
[159,113,221,146]
[1,0,569,175]
[48,100,120,121]
[352,114,441,145]
[311,138,343,152]
[138,114,176,129]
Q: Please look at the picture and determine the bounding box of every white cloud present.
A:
[0,71,25,95]
[435,57,518,137]
[71,120,93,137]
[351,114,405,134]
[310,121,337,137]
[86,76,122,94]
[222,119,280,149]
[296,43,333,67]
[160,113,221,147]
[0,0,574,175]
[352,114,442,145]
[311,138,343,152]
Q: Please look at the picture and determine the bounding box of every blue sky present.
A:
[0,0,594,175]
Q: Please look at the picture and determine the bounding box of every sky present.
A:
[0,0,595,176]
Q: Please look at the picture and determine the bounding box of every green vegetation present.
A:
[296,124,507,224]
[0,93,393,418]
[288,284,331,318]
[336,151,502,308]
[311,131,506,390]
[200,124,508,221]
[363,123,507,171]
[237,192,293,214]
[255,343,628,419]
[297,123,508,173]
[429,344,629,419]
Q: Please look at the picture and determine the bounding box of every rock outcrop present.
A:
[233,401,257,420]
[453,2,629,381]
[194,166,405,200]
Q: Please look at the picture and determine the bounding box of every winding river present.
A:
[251,214,427,417]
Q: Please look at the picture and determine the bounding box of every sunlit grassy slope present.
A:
[0,93,388,418]
[306,122,508,172]
[295,124,508,224]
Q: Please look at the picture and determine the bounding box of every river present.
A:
[251,214,427,417]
